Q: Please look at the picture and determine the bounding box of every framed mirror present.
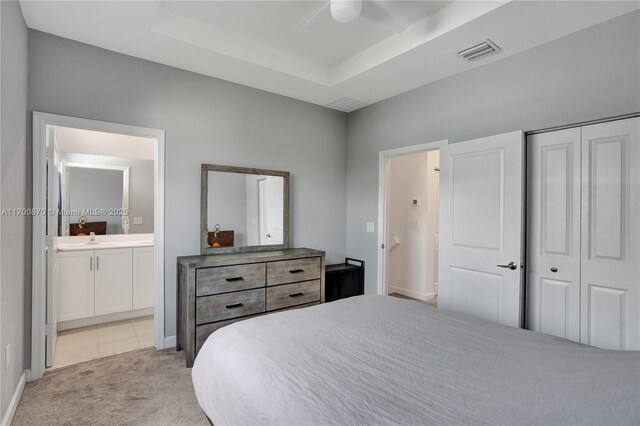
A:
[61,162,130,236]
[201,164,289,254]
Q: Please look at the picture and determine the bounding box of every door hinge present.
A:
[381,244,385,249]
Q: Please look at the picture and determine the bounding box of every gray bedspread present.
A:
[192,295,640,425]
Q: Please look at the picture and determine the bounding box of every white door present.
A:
[94,248,133,315]
[133,246,154,310]
[439,131,525,327]
[45,127,60,367]
[527,128,581,342]
[580,117,639,350]
[259,176,284,244]
[57,250,95,322]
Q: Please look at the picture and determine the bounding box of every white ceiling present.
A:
[56,127,155,161]
[20,1,639,112]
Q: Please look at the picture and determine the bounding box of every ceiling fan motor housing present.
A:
[330,0,363,23]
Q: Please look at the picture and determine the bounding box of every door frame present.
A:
[377,140,448,296]
[30,112,166,381]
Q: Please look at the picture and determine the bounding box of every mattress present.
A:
[192,295,640,425]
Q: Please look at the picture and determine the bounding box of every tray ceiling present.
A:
[20,1,639,111]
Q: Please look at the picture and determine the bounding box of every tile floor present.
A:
[52,316,154,369]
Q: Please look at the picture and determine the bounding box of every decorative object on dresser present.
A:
[177,248,325,367]
[325,258,364,303]
[207,224,234,248]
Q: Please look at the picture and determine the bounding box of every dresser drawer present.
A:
[196,288,265,325]
[195,314,263,352]
[196,263,265,297]
[267,280,321,311]
[267,257,322,286]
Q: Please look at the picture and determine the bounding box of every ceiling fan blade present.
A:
[292,2,330,32]
[362,0,410,34]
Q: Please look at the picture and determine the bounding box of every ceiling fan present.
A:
[293,0,411,34]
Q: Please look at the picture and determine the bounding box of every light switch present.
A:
[366,222,375,233]
[133,217,143,225]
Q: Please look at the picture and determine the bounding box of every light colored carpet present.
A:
[13,348,209,426]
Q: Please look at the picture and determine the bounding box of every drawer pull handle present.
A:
[289,292,304,298]
[226,303,244,309]
[289,269,304,274]
[226,276,244,282]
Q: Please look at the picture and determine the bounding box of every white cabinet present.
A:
[57,245,154,324]
[94,248,133,316]
[527,117,639,350]
[58,250,95,321]
[133,246,154,310]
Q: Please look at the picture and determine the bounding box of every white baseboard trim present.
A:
[58,308,154,331]
[1,371,26,426]
[164,335,176,349]
[389,286,434,302]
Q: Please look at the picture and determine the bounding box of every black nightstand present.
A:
[325,258,364,303]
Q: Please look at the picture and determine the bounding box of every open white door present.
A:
[45,127,59,367]
[439,131,525,327]
[259,176,284,245]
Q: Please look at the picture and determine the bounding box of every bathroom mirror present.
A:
[59,162,130,236]
[201,164,289,254]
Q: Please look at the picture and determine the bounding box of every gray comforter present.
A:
[192,295,640,425]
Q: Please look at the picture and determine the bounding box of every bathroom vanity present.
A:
[56,234,154,330]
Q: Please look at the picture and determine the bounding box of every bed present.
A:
[191,295,640,425]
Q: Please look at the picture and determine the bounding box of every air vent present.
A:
[325,97,366,112]
[458,39,500,62]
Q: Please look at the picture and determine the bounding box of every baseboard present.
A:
[58,308,154,331]
[1,371,26,426]
[389,286,434,302]
[164,335,176,349]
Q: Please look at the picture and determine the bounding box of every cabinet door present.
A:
[133,247,154,310]
[527,128,581,342]
[95,248,133,316]
[581,117,639,350]
[57,250,95,321]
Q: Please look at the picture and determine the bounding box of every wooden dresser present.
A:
[177,248,325,367]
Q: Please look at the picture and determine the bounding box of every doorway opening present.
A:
[31,113,165,380]
[377,140,447,307]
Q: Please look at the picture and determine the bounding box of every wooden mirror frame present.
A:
[201,164,290,255]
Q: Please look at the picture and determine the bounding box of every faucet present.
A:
[88,232,98,245]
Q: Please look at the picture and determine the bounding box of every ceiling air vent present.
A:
[325,97,366,112]
[458,39,500,62]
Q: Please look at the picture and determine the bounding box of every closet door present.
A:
[581,117,639,350]
[527,128,581,342]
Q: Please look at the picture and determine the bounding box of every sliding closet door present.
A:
[439,131,525,328]
[581,117,639,350]
[527,128,581,342]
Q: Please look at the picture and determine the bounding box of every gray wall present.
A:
[346,11,640,295]
[0,0,28,418]
[61,153,155,234]
[28,30,348,344]
[207,171,249,246]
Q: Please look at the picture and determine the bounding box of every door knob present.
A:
[266,234,271,238]
[551,267,558,273]
[497,262,518,270]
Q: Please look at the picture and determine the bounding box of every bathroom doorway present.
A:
[31,113,165,380]
[377,140,446,307]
